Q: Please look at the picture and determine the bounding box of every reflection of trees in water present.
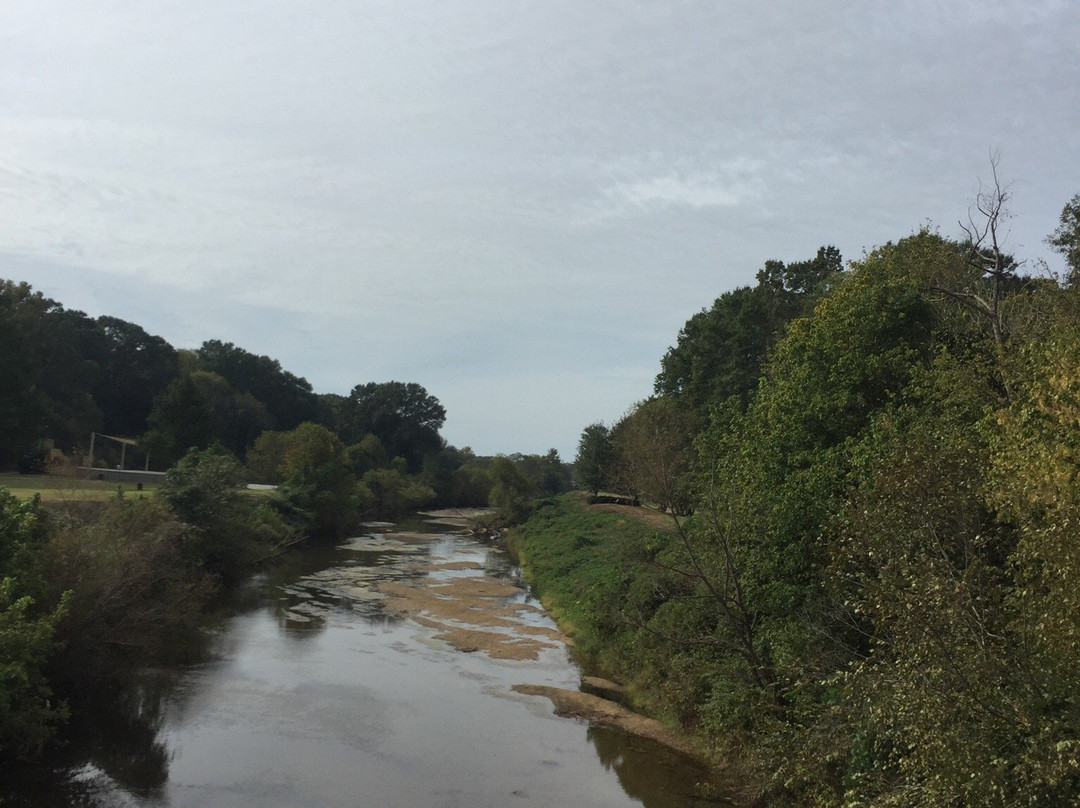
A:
[0,673,174,807]
[588,726,731,807]
[79,678,172,794]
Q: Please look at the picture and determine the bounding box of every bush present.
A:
[38,498,211,688]
[0,580,67,759]
[160,447,295,580]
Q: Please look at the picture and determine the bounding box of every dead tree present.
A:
[933,153,1019,348]
[929,154,1025,402]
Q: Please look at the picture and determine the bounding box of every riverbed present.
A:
[2,514,726,807]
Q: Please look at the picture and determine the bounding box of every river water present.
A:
[2,515,727,808]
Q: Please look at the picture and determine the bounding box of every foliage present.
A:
[361,467,434,518]
[417,444,474,506]
[0,280,100,465]
[348,434,390,478]
[824,357,1019,806]
[655,246,842,414]
[196,339,318,431]
[0,491,67,757]
[486,456,534,523]
[507,449,573,497]
[38,498,211,686]
[1048,192,1080,287]
[0,577,68,758]
[574,422,615,495]
[89,316,179,438]
[610,397,697,513]
[160,447,295,579]
[554,224,1080,805]
[450,459,495,507]
[274,423,366,539]
[246,429,292,484]
[535,448,574,496]
[340,381,446,472]
[142,371,273,464]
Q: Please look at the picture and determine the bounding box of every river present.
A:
[2,514,728,807]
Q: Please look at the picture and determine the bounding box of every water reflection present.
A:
[0,675,173,807]
[590,726,732,807]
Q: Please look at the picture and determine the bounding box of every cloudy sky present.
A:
[2,1,1077,456]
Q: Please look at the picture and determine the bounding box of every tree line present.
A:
[0,283,574,524]
[0,286,574,758]
[558,185,1080,806]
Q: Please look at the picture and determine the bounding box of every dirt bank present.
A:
[511,684,702,761]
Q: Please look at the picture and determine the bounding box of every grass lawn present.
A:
[0,473,159,502]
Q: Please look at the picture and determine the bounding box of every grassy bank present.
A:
[0,473,159,501]
[506,494,691,715]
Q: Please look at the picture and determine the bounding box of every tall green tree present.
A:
[677,232,948,800]
[0,491,67,757]
[655,246,842,414]
[610,397,696,513]
[487,456,533,523]
[574,422,614,495]
[196,340,318,430]
[89,317,179,438]
[340,382,446,472]
[275,423,367,539]
[1048,192,1080,287]
[0,282,52,467]
[159,448,295,581]
[142,371,273,464]
[0,281,104,462]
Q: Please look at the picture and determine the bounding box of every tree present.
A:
[246,429,292,484]
[932,156,1022,348]
[159,447,295,580]
[418,444,471,506]
[142,371,273,464]
[361,467,434,518]
[535,448,572,496]
[340,382,446,472]
[451,460,494,507]
[0,491,68,757]
[0,282,51,467]
[655,246,842,415]
[0,578,67,757]
[196,340,318,431]
[347,434,389,477]
[610,397,696,513]
[275,423,366,539]
[675,234,944,798]
[89,317,179,438]
[487,456,533,523]
[1047,192,1080,287]
[575,423,614,495]
[0,281,103,463]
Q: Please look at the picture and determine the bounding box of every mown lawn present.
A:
[0,473,159,501]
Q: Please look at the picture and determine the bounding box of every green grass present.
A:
[0,473,281,502]
[508,493,672,661]
[510,494,732,748]
[0,473,159,501]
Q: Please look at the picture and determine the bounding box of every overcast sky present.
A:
[2,1,1077,457]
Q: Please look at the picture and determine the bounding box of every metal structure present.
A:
[87,431,150,472]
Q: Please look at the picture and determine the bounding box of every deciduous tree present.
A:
[341,382,445,472]
[574,422,614,495]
